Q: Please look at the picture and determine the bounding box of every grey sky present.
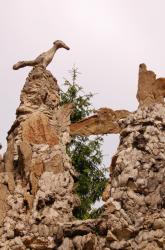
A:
[1,0,165,165]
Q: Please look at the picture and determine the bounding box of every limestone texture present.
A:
[1,63,165,249]
[0,66,78,249]
[70,108,130,136]
[137,64,165,106]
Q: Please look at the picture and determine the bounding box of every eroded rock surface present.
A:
[70,108,130,136]
[1,64,165,249]
[0,66,79,249]
[137,63,165,106]
[101,104,165,249]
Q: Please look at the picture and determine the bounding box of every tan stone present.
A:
[106,230,117,242]
[54,103,74,135]
[18,141,32,180]
[56,103,74,125]
[70,108,130,136]
[137,63,165,106]
[102,183,110,201]
[136,64,156,106]
[24,192,34,209]
[0,154,3,161]
[0,161,5,173]
[31,160,44,177]
[5,57,165,249]
[0,183,10,226]
[30,160,44,195]
[22,112,59,145]
[5,171,15,193]
[153,218,165,229]
[153,77,165,103]
[4,134,15,173]
[82,233,96,250]
[143,242,161,250]
[44,155,64,173]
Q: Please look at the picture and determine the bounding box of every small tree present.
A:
[60,67,107,219]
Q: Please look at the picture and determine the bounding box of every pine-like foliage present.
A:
[60,67,107,219]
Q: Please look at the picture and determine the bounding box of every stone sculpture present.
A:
[2,53,165,249]
[13,40,70,70]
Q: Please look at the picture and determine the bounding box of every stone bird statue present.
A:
[13,40,70,70]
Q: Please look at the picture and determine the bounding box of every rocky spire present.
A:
[101,104,165,249]
[1,62,165,249]
[0,66,79,249]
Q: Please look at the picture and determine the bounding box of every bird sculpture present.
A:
[13,40,70,70]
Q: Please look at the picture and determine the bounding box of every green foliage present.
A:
[60,67,108,219]
[60,68,93,122]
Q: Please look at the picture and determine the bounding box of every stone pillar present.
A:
[100,104,165,249]
[0,66,79,249]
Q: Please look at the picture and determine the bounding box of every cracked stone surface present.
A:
[1,64,165,249]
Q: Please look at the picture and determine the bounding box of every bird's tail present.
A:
[13,60,36,70]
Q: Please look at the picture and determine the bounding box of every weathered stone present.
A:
[110,240,128,249]
[4,134,15,178]
[70,108,130,136]
[3,61,165,249]
[18,141,32,180]
[153,218,165,229]
[0,160,5,173]
[22,113,59,145]
[106,230,117,242]
[137,63,165,106]
[30,160,44,195]
[0,183,10,226]
[136,64,156,106]
[102,183,110,201]
[44,154,64,173]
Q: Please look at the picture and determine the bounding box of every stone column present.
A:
[0,66,79,249]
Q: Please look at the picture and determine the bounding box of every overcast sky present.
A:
[1,0,165,165]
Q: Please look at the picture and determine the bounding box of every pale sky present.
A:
[1,0,165,166]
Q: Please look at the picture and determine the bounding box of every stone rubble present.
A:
[1,64,165,249]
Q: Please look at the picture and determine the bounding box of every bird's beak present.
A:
[64,44,70,50]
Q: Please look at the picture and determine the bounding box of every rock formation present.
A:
[1,60,165,249]
[70,108,130,136]
[0,66,79,249]
[137,63,165,106]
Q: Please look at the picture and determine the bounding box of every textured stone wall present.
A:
[1,65,165,249]
[0,66,79,249]
[137,64,165,106]
[101,104,165,249]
